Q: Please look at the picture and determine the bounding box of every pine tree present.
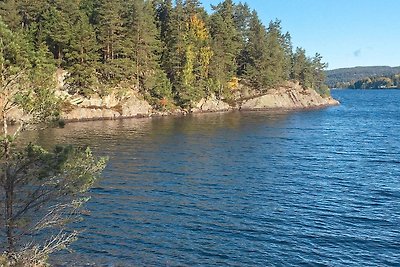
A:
[209,0,241,98]
[233,2,251,76]
[18,0,48,29]
[281,32,293,80]
[292,47,312,88]
[291,48,328,94]
[183,0,204,16]
[311,53,329,95]
[161,0,185,85]
[41,0,79,65]
[95,0,128,83]
[0,0,22,30]
[264,20,287,86]
[124,0,171,101]
[243,10,269,88]
[153,0,173,42]
[65,13,100,95]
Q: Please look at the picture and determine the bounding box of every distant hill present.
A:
[325,66,400,88]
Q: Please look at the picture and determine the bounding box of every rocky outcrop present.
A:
[1,79,336,123]
[61,82,339,121]
[240,81,339,110]
[62,91,153,121]
[62,108,120,121]
[192,95,231,113]
[120,94,153,117]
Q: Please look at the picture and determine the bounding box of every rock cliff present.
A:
[61,91,153,121]
[191,95,231,113]
[49,81,339,122]
[59,81,339,121]
[240,81,339,110]
[3,81,338,123]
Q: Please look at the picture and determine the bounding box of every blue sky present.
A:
[201,0,400,70]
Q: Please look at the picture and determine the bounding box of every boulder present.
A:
[192,95,231,113]
[121,94,153,117]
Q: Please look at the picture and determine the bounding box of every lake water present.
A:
[31,90,400,266]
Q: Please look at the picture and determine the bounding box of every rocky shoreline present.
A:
[5,81,339,123]
[59,81,339,122]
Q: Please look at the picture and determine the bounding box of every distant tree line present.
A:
[334,74,400,89]
[0,0,329,108]
[326,66,400,88]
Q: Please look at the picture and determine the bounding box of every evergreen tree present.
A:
[18,0,48,30]
[233,2,251,76]
[263,20,287,86]
[292,47,317,89]
[243,10,269,88]
[209,0,241,98]
[65,13,100,95]
[291,48,328,94]
[124,0,171,101]
[0,0,22,30]
[161,0,186,86]
[281,31,293,79]
[41,0,82,64]
[311,53,328,87]
[153,0,173,42]
[0,0,329,105]
[183,0,204,17]
[95,0,128,83]
[292,47,308,84]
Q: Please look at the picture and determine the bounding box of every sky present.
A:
[201,0,400,70]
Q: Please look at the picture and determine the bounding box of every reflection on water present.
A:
[22,91,400,266]
[25,111,291,153]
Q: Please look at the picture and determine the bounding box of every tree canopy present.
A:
[0,0,329,106]
[0,17,107,266]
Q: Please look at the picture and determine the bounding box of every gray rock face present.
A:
[192,95,231,113]
[240,82,339,110]
[120,95,152,117]
[62,91,152,121]
[62,108,120,121]
[7,80,339,123]
[61,82,339,121]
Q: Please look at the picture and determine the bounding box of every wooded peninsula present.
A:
[0,0,330,111]
[325,66,400,89]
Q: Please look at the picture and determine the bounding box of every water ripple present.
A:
[35,90,400,266]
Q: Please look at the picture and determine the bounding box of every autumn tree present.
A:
[178,12,213,105]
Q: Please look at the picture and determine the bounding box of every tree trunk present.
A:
[136,28,140,90]
[3,112,14,253]
[5,172,14,253]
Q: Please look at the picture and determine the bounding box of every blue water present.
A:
[37,89,400,266]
